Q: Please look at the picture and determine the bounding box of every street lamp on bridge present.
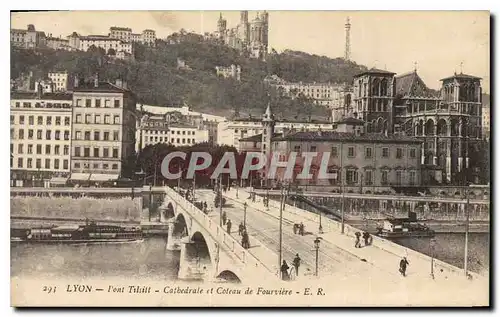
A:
[429,237,436,279]
[243,202,248,228]
[314,237,322,277]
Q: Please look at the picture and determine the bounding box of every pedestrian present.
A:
[226,219,232,234]
[355,232,362,248]
[399,257,409,277]
[299,222,305,236]
[238,222,244,236]
[242,231,250,249]
[281,260,290,281]
[222,211,227,225]
[293,254,301,276]
[203,201,207,211]
[293,223,297,235]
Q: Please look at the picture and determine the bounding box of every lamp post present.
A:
[278,186,284,277]
[430,237,436,279]
[314,237,321,276]
[243,202,248,228]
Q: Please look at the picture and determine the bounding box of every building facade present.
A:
[215,65,241,81]
[264,75,352,110]
[109,26,156,46]
[70,78,136,182]
[48,71,68,92]
[218,116,337,151]
[10,24,46,49]
[10,91,72,187]
[213,11,269,60]
[135,114,210,152]
[392,70,483,184]
[271,130,422,191]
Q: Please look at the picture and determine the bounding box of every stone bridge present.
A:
[159,186,277,283]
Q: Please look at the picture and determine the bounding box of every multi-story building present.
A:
[136,112,211,152]
[239,104,422,190]
[215,65,241,81]
[10,24,46,49]
[10,90,72,187]
[109,27,156,46]
[264,75,352,110]
[45,35,73,51]
[137,104,225,145]
[213,11,269,60]
[270,129,422,191]
[70,77,136,182]
[218,116,337,151]
[48,71,69,92]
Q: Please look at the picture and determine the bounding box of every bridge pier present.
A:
[178,236,214,282]
[166,219,182,251]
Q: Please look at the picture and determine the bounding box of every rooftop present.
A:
[395,71,440,99]
[110,27,132,31]
[73,81,130,93]
[440,72,482,81]
[272,131,422,144]
[336,117,365,125]
[354,67,396,77]
[11,91,73,101]
[240,133,282,142]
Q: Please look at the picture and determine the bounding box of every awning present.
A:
[89,174,120,182]
[70,173,91,181]
[50,177,69,185]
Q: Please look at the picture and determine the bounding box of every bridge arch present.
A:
[173,213,189,240]
[165,202,175,220]
[216,270,242,283]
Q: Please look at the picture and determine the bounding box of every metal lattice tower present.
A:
[344,17,351,61]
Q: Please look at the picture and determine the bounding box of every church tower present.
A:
[217,13,227,42]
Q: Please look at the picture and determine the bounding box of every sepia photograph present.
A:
[9,9,491,307]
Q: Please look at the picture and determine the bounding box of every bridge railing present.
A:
[252,189,490,205]
[236,188,484,280]
[164,186,275,276]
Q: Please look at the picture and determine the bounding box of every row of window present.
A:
[12,143,70,156]
[11,115,71,126]
[74,130,120,141]
[75,114,120,124]
[290,145,418,159]
[75,98,121,108]
[144,130,197,136]
[145,137,196,144]
[74,147,120,159]
[15,157,69,170]
[13,102,71,109]
[315,169,417,186]
[12,128,70,141]
[73,162,119,170]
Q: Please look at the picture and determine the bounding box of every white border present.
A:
[3,1,498,315]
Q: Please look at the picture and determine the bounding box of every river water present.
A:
[11,234,489,280]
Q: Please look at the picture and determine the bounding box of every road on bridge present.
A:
[195,189,399,282]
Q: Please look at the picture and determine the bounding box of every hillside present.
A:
[11,33,368,120]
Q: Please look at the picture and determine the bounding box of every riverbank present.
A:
[345,218,490,233]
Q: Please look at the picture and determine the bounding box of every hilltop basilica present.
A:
[207,11,269,60]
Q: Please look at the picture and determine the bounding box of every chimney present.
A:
[94,74,99,88]
[115,78,122,88]
[74,76,79,88]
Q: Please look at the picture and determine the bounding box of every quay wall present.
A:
[10,196,141,222]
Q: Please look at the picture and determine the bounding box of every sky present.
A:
[11,11,490,92]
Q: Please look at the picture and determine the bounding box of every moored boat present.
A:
[376,211,435,239]
[11,220,143,244]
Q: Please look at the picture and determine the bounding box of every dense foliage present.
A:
[11,33,368,120]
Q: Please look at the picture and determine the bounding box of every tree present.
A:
[107,48,116,56]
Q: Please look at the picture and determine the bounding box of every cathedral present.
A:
[214,11,269,60]
[352,67,483,185]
